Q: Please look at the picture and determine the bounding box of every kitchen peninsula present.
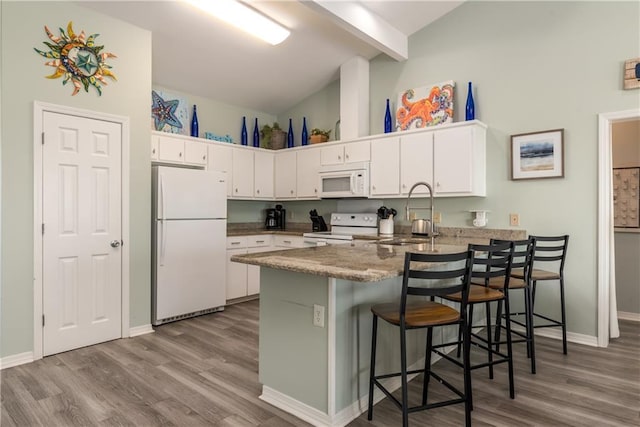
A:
[232,230,524,426]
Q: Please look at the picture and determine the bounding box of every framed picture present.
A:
[511,129,564,180]
[395,80,454,131]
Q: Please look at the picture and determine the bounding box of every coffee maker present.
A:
[265,204,286,230]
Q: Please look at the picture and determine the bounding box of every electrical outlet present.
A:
[433,212,442,224]
[313,304,325,328]
[509,213,520,226]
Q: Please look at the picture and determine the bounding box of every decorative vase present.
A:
[465,82,475,121]
[190,105,199,137]
[241,116,248,145]
[301,117,308,146]
[384,99,392,133]
[287,118,294,148]
[253,118,260,147]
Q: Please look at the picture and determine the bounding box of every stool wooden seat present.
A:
[367,250,473,427]
[441,242,516,403]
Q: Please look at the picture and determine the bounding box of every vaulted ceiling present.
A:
[81,1,463,114]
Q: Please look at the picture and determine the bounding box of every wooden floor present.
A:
[2,300,638,426]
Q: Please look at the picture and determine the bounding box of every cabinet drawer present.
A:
[273,235,304,248]
[247,235,273,248]
[227,236,248,249]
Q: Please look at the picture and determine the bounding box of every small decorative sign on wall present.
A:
[624,58,640,90]
[395,81,454,131]
[34,22,117,96]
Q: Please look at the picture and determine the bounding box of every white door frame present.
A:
[33,101,130,360]
[597,108,640,347]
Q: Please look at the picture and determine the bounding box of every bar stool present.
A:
[514,235,569,355]
[439,242,516,403]
[491,237,536,374]
[367,250,473,427]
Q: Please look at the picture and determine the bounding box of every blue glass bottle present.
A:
[301,117,308,146]
[465,82,475,121]
[241,116,248,145]
[190,105,199,137]
[384,99,392,133]
[253,118,260,147]
[287,118,294,148]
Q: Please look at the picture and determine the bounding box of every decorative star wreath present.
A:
[34,22,117,96]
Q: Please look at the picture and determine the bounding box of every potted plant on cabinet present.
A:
[310,128,331,144]
[260,122,286,149]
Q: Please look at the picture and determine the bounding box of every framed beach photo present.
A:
[511,129,564,180]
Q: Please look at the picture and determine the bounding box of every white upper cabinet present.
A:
[184,140,207,165]
[207,143,233,197]
[275,150,297,199]
[433,125,486,197]
[296,146,321,199]
[370,137,400,197]
[320,140,370,165]
[232,148,254,198]
[400,133,433,195]
[254,150,274,199]
[157,134,184,163]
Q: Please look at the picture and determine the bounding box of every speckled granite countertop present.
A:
[233,239,470,282]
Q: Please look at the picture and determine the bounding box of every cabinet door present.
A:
[232,148,254,198]
[158,136,184,163]
[208,143,233,197]
[151,135,159,161]
[184,140,207,165]
[345,140,370,163]
[400,133,433,195]
[434,127,474,194]
[370,137,400,196]
[254,150,274,199]
[320,144,344,165]
[296,147,321,198]
[275,151,297,198]
[226,248,248,300]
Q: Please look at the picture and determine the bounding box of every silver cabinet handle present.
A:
[179,152,182,157]
[110,240,121,248]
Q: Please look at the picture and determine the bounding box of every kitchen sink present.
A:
[377,237,433,246]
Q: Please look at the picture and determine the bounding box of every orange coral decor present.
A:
[34,22,117,96]
[395,81,454,131]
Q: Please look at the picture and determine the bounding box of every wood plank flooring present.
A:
[1,300,638,426]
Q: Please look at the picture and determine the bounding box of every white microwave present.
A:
[318,162,369,198]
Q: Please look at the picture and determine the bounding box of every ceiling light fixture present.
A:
[184,0,290,46]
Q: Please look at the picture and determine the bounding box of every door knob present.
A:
[110,240,121,248]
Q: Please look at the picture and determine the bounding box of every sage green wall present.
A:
[287,1,640,337]
[152,85,276,147]
[1,1,152,357]
[278,79,341,145]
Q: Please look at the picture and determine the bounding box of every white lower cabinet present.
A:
[226,235,273,302]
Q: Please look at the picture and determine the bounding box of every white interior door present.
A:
[42,111,122,356]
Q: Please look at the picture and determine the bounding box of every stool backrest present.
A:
[469,241,515,291]
[401,250,473,320]
[530,235,569,274]
[491,237,533,280]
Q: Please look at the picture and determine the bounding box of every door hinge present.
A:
[42,223,45,234]
[41,132,45,145]
[42,314,45,327]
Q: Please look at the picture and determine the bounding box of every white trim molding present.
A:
[129,324,155,337]
[33,101,131,359]
[0,352,34,370]
[597,109,640,348]
[618,311,640,322]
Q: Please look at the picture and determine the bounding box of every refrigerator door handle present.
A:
[159,174,166,266]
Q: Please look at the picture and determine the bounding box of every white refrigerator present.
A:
[152,166,227,325]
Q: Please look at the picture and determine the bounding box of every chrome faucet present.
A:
[405,182,437,237]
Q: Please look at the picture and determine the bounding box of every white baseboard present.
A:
[129,324,154,337]
[511,325,598,347]
[261,386,334,427]
[618,311,640,322]
[0,352,34,370]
